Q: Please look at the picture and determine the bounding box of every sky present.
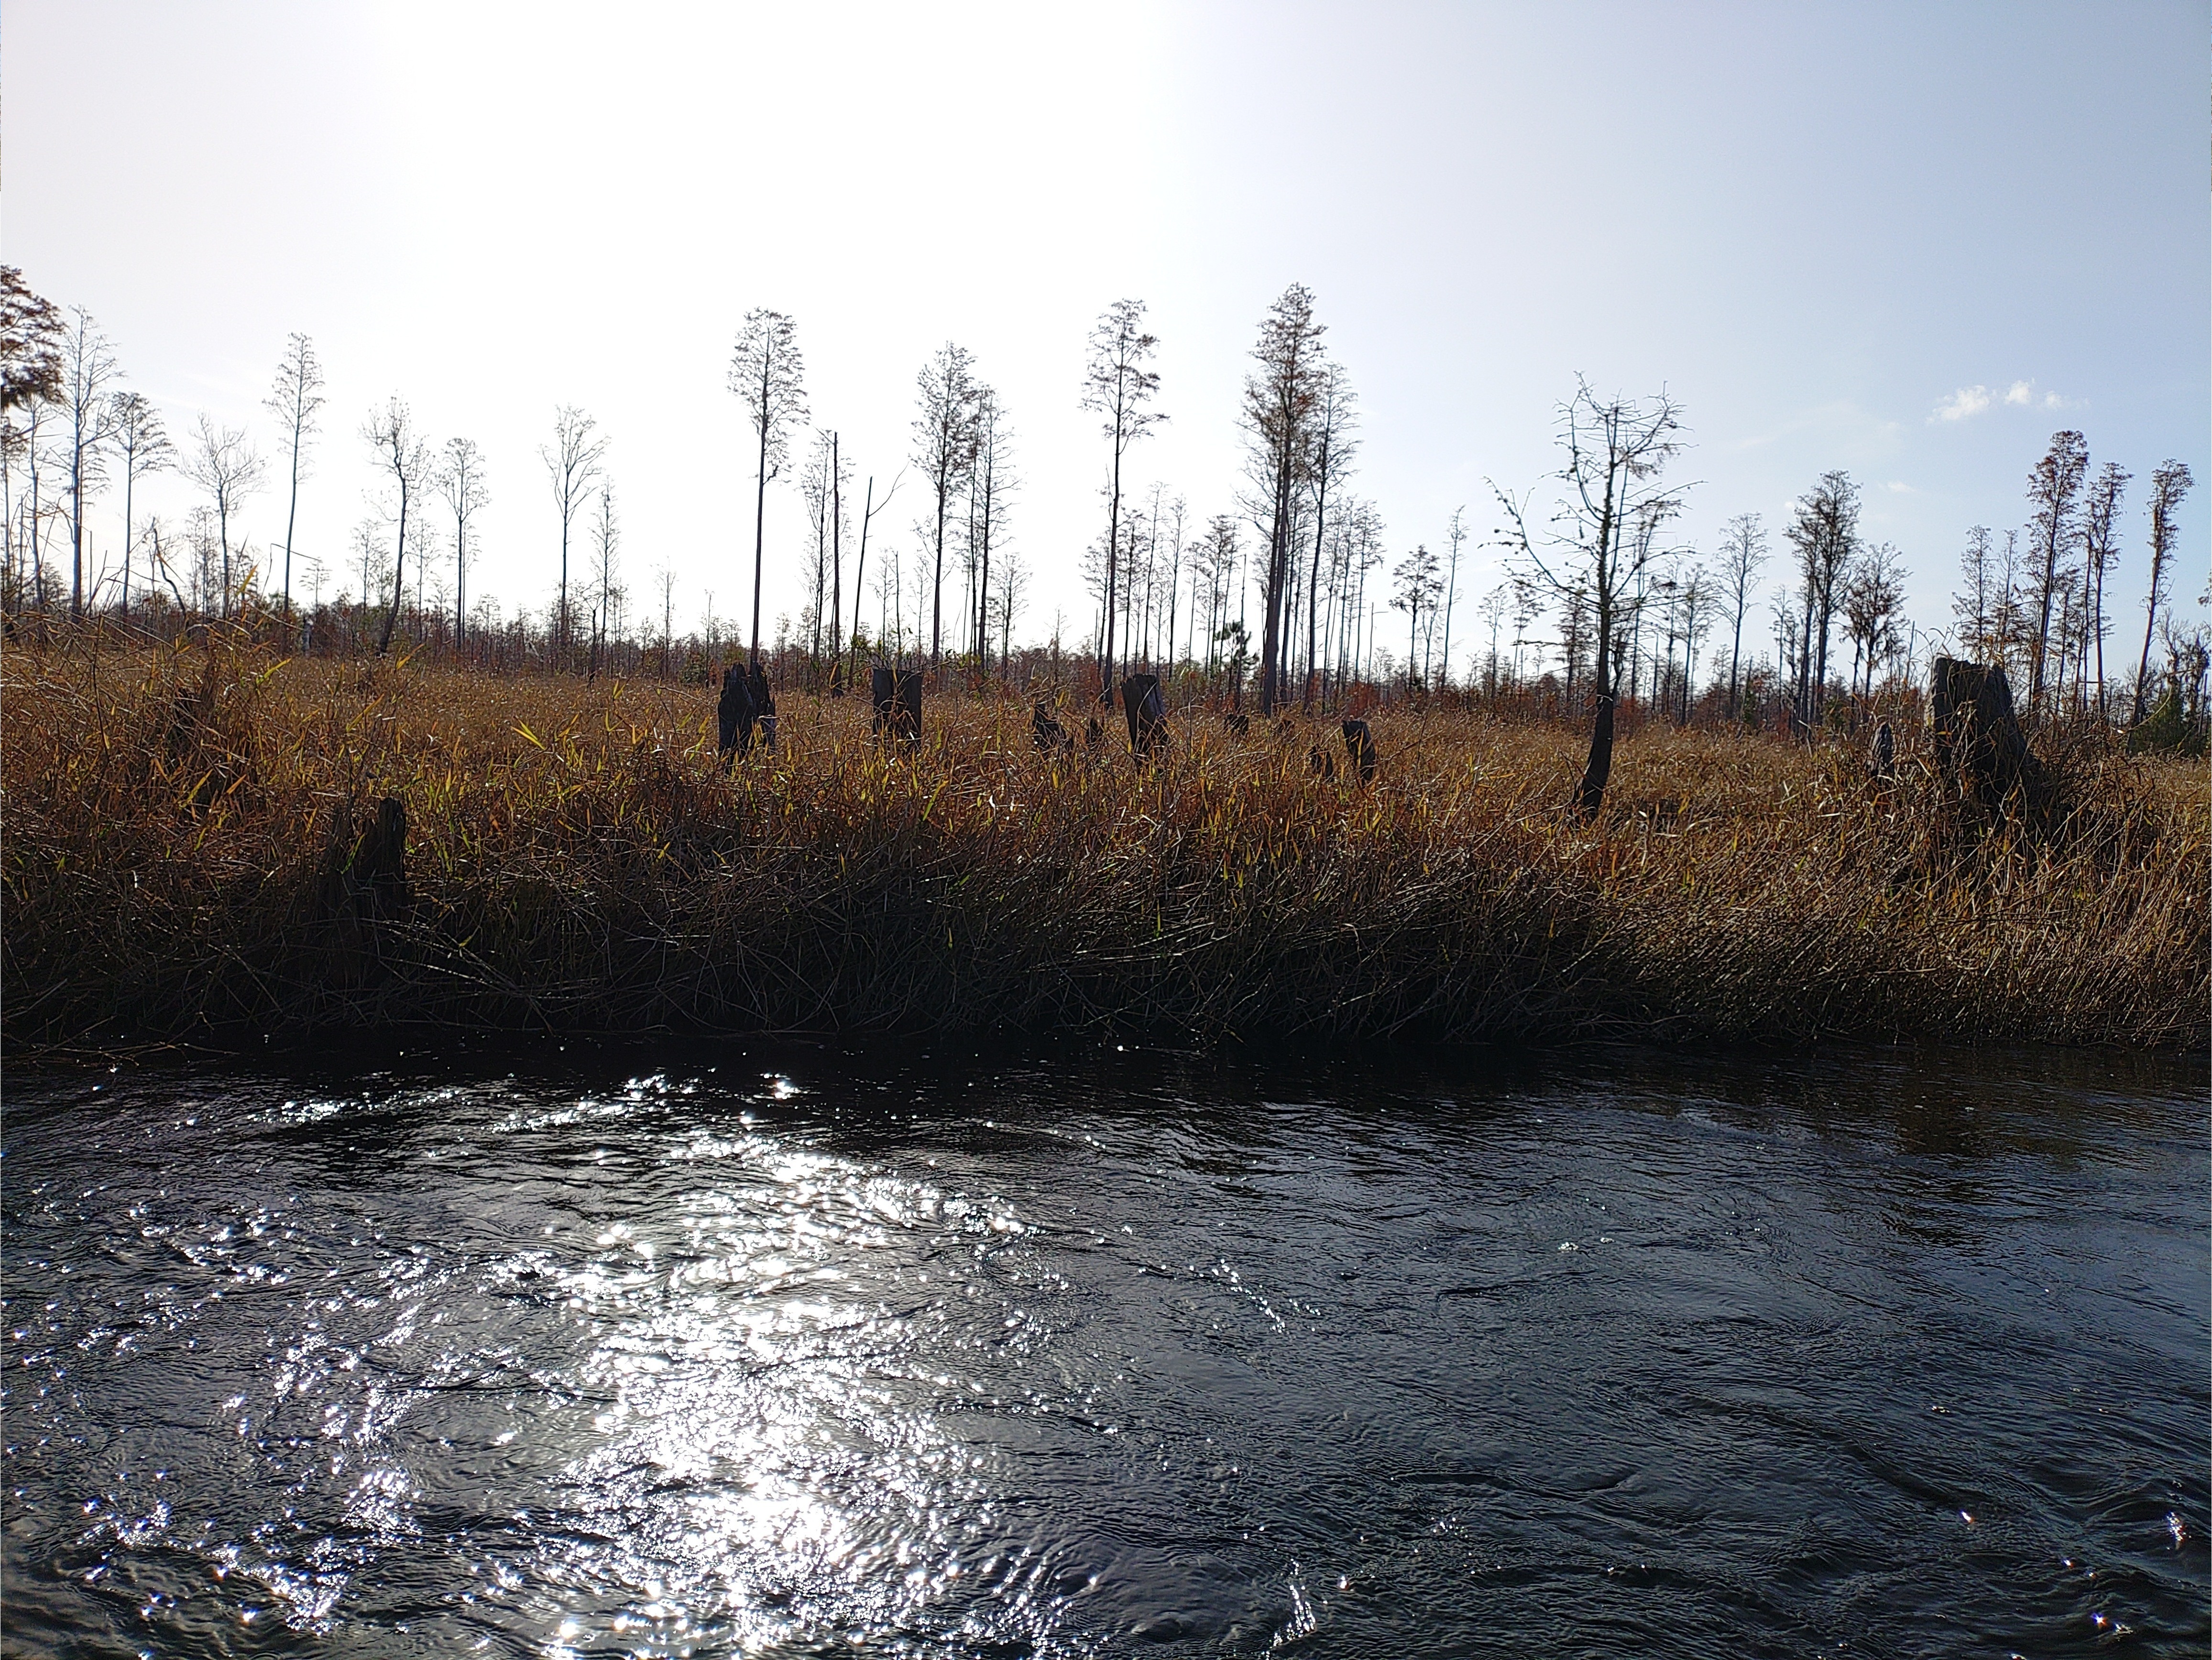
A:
[6,0,2206,675]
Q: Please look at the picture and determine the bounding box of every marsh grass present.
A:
[4,638,2204,1058]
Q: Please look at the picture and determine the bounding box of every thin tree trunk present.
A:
[1101,402,1123,696]
[376,475,408,656]
[751,420,769,662]
[281,421,301,624]
[2133,545,2167,725]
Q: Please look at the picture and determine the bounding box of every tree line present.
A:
[3,264,2200,745]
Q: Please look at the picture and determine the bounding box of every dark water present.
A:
[4,1043,2204,1658]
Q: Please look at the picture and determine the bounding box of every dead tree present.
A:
[264,332,326,625]
[2131,461,2194,726]
[1493,379,1689,819]
[540,406,606,660]
[58,309,120,620]
[437,436,489,656]
[911,341,977,675]
[362,398,427,656]
[111,392,172,621]
[1082,299,1165,696]
[730,309,808,663]
[184,414,264,622]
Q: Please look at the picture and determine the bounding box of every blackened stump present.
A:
[717,666,756,768]
[1032,703,1072,754]
[1342,718,1378,784]
[1122,674,1168,756]
[873,666,922,743]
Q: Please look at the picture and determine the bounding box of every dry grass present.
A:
[4,638,2204,1058]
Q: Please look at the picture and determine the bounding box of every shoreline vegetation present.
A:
[5,636,2204,1064]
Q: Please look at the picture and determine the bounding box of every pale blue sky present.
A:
[6,0,2204,668]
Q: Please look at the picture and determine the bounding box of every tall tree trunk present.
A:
[751,423,769,662]
[1303,435,1328,710]
[376,477,407,656]
[1101,408,1123,698]
[829,434,842,682]
[2132,545,2167,726]
[281,424,301,624]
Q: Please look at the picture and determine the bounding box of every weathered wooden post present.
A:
[1870,719,1895,782]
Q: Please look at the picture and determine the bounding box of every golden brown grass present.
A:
[4,638,2204,1058]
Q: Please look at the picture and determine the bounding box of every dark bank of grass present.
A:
[3,640,2204,1061]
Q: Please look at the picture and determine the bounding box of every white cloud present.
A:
[1934,384,1993,421]
[1884,480,1916,493]
[1932,379,2069,422]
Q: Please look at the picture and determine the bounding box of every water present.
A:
[4,1043,2204,1658]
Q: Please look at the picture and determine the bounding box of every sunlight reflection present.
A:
[537,1122,1041,1652]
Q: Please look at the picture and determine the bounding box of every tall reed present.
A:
[4,640,2203,1058]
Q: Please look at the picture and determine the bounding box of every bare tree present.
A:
[1716,511,1767,717]
[2024,429,2089,707]
[1188,514,1239,675]
[57,309,121,619]
[911,340,978,673]
[1841,541,1909,701]
[185,414,265,620]
[437,436,489,655]
[2131,459,2194,725]
[110,392,171,620]
[995,546,1027,666]
[970,387,1016,677]
[362,396,428,655]
[846,467,902,675]
[1493,378,1689,815]
[2077,460,2128,718]
[1242,284,1327,714]
[1437,506,1467,690]
[1390,542,1442,689]
[1300,361,1358,707]
[656,564,677,675]
[1952,525,1995,660]
[589,482,620,676]
[729,308,807,662]
[540,405,606,659]
[827,432,845,681]
[263,332,325,624]
[1784,470,1859,727]
[1081,299,1165,694]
